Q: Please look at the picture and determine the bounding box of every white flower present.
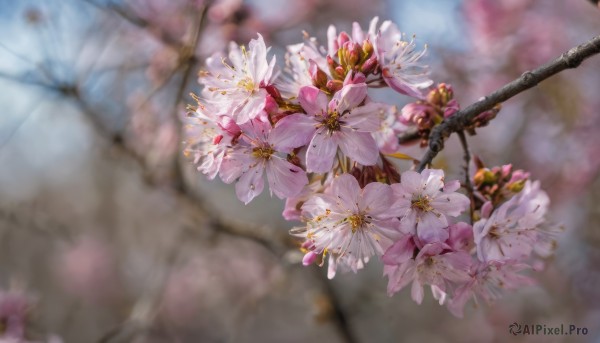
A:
[370,17,433,98]
[292,174,401,279]
[199,34,277,124]
[473,180,549,262]
[390,169,470,244]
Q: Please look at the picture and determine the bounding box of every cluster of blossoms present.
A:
[183,17,557,316]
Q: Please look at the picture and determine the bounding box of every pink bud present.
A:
[509,170,530,184]
[343,72,366,86]
[264,84,281,100]
[302,251,318,266]
[264,95,279,115]
[443,99,460,118]
[501,164,513,178]
[326,79,343,93]
[337,31,350,47]
[309,60,328,88]
[481,201,493,219]
[361,55,378,74]
[348,49,360,67]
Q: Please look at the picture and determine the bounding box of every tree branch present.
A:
[416,34,600,172]
[456,131,474,224]
[171,5,208,191]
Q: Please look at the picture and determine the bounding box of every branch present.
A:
[456,131,474,224]
[171,5,209,191]
[316,274,358,343]
[83,0,192,56]
[416,34,600,172]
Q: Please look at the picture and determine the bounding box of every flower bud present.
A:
[360,55,378,74]
[348,48,360,68]
[309,60,328,88]
[362,39,374,59]
[427,83,454,107]
[473,169,496,186]
[264,84,281,100]
[343,71,366,85]
[500,164,513,179]
[506,179,526,193]
[302,251,318,266]
[326,79,343,93]
[337,31,350,47]
[443,99,460,118]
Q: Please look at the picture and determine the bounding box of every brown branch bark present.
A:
[456,131,474,224]
[416,34,600,172]
[171,5,208,192]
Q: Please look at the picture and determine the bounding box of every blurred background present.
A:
[1,0,600,342]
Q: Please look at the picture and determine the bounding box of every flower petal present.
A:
[342,101,384,132]
[298,86,328,116]
[249,33,268,82]
[416,212,449,243]
[219,149,253,184]
[235,165,265,204]
[411,279,424,304]
[306,128,338,173]
[422,169,445,197]
[382,235,415,265]
[399,170,422,194]
[269,114,316,152]
[266,157,308,199]
[360,182,393,216]
[332,83,368,113]
[337,130,378,166]
[430,192,470,217]
[331,174,361,212]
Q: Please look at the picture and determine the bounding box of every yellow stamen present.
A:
[411,195,433,212]
[252,146,274,160]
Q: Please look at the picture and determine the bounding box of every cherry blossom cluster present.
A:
[183,17,557,316]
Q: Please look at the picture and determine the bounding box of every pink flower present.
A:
[274,82,382,173]
[446,222,475,252]
[292,174,401,279]
[372,105,409,154]
[473,180,549,262]
[183,103,240,180]
[383,242,472,303]
[390,169,470,244]
[448,260,534,317]
[370,18,433,98]
[220,118,308,204]
[277,37,329,98]
[199,34,277,124]
[282,178,329,221]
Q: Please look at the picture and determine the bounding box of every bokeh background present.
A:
[1,0,600,342]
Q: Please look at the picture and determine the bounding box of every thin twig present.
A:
[416,34,600,172]
[316,272,358,343]
[397,130,420,144]
[456,131,474,224]
[171,4,209,191]
[82,0,192,55]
